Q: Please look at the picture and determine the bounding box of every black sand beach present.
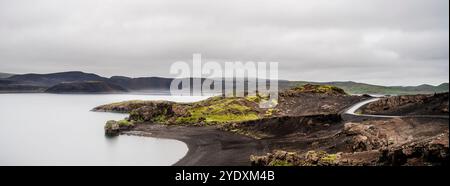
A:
[124,125,266,166]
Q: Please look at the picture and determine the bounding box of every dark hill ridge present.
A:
[1,71,448,94]
[0,79,47,93]
[45,81,128,93]
[0,72,14,79]
[109,76,173,90]
[7,71,107,87]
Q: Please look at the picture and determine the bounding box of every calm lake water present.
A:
[0,93,208,166]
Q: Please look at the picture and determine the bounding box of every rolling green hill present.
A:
[288,81,449,95]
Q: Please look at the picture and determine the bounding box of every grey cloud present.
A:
[0,0,448,86]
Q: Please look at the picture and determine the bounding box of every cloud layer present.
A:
[0,0,448,85]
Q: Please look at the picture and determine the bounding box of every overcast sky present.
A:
[0,0,448,86]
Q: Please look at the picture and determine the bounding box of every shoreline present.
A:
[123,124,266,166]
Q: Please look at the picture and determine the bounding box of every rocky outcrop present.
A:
[378,132,449,166]
[255,150,340,166]
[105,120,121,136]
[364,95,428,111]
[359,93,449,115]
[250,150,379,166]
[250,134,449,166]
[250,150,297,166]
[129,101,176,123]
[341,122,387,152]
[104,120,135,136]
[251,118,449,166]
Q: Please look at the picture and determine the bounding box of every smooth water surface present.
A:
[0,94,208,166]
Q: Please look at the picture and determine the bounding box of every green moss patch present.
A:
[291,84,347,95]
[175,96,262,125]
[117,119,134,127]
[268,160,294,166]
[99,94,274,126]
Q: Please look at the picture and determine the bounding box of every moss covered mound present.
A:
[104,119,135,136]
[287,84,347,95]
[129,101,176,123]
[174,96,264,125]
[96,84,353,127]
[99,95,272,126]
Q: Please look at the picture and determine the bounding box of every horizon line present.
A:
[2,70,448,88]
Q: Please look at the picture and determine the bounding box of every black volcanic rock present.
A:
[359,93,449,115]
[45,81,128,93]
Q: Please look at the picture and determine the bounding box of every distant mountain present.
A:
[437,83,449,91]
[109,76,173,90]
[0,72,14,79]
[2,71,109,93]
[0,79,47,93]
[7,71,108,87]
[0,71,448,95]
[45,81,128,93]
[289,81,449,95]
